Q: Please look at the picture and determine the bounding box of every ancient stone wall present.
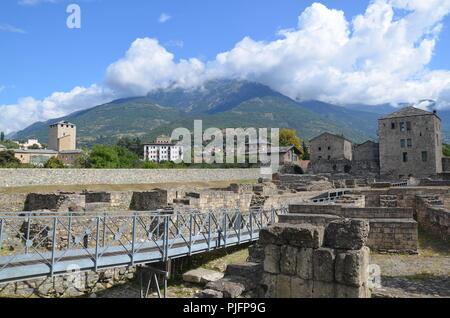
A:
[284,204,418,253]
[0,266,136,298]
[0,169,261,188]
[259,219,371,298]
[416,196,450,241]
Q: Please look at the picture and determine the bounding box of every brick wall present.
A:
[416,196,450,241]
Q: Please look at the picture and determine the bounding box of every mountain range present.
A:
[11,79,450,146]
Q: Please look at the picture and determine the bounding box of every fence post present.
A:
[207,211,211,251]
[189,213,193,256]
[0,218,3,250]
[163,215,170,261]
[95,217,100,271]
[67,213,72,249]
[223,210,227,247]
[131,213,137,265]
[249,211,253,241]
[50,216,58,277]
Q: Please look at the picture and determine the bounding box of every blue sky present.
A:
[2,0,450,133]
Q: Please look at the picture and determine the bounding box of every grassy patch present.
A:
[418,228,450,257]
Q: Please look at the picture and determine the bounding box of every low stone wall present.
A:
[259,219,371,298]
[0,168,261,188]
[284,204,418,253]
[416,196,450,241]
[0,266,136,298]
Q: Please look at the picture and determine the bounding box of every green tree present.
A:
[443,144,450,157]
[0,132,4,142]
[0,151,21,167]
[28,144,41,150]
[279,128,303,152]
[44,157,65,168]
[87,145,140,168]
[117,137,144,157]
[302,141,310,160]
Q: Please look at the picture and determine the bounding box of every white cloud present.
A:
[0,86,5,94]
[0,85,114,134]
[18,0,58,5]
[158,13,171,24]
[0,23,26,34]
[105,38,206,96]
[3,0,450,134]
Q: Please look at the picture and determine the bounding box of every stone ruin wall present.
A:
[259,219,371,298]
[416,195,450,242]
[0,266,136,298]
[283,204,418,254]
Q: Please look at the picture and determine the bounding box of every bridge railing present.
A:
[0,206,287,284]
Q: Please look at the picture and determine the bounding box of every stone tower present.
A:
[48,121,77,152]
[378,106,443,179]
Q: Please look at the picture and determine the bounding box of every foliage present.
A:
[0,151,21,167]
[88,145,140,168]
[117,137,144,157]
[302,141,310,160]
[0,132,4,142]
[0,140,19,149]
[279,128,303,153]
[443,144,450,157]
[44,157,65,169]
[28,144,41,150]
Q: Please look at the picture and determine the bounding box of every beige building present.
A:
[379,106,443,179]
[49,121,77,152]
[310,133,353,162]
[14,149,58,165]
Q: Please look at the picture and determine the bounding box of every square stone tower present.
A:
[379,106,442,179]
[48,121,77,152]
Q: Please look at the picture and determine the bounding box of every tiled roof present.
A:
[310,132,352,143]
[380,106,436,119]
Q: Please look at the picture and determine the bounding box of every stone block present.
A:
[264,244,281,274]
[324,219,369,250]
[295,248,313,280]
[335,247,370,287]
[261,273,277,298]
[276,275,292,298]
[280,246,297,276]
[335,284,370,298]
[183,268,224,285]
[259,224,288,246]
[205,277,247,298]
[225,262,262,280]
[313,248,335,282]
[282,224,323,248]
[313,281,336,298]
[198,289,224,298]
[291,277,313,298]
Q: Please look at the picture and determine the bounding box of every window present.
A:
[400,139,406,148]
[422,151,428,162]
[328,147,331,150]
[406,122,412,131]
[327,156,331,160]
[400,122,406,132]
[407,139,412,148]
[318,147,322,151]
[391,122,396,129]
[403,152,408,163]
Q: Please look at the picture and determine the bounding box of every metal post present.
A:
[207,212,211,251]
[249,212,253,241]
[25,216,31,254]
[131,213,137,265]
[67,213,72,249]
[0,218,4,250]
[102,214,107,247]
[223,211,227,247]
[50,216,58,277]
[237,211,241,244]
[163,215,170,261]
[188,213,193,255]
[95,217,100,271]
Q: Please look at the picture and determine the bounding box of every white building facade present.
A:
[144,143,184,163]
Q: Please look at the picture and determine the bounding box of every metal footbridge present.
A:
[0,207,286,285]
